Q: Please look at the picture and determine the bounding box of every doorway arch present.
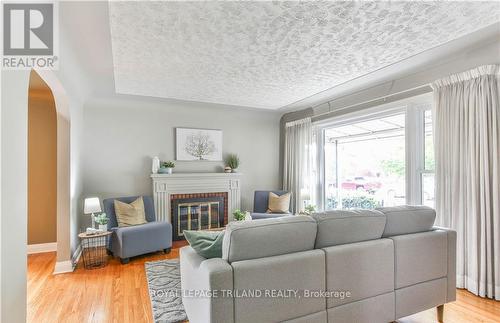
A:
[29,70,72,271]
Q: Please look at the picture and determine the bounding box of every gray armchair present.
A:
[103,196,172,264]
[251,190,291,219]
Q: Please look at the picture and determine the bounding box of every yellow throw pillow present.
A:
[114,197,147,227]
[267,192,291,213]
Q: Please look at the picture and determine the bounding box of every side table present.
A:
[78,231,112,269]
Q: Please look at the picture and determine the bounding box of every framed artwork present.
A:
[175,128,223,161]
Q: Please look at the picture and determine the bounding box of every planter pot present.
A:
[158,167,173,174]
[231,168,238,173]
[99,224,108,232]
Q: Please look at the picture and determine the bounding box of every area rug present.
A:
[145,259,188,323]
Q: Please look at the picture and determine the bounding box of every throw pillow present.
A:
[184,230,225,259]
[114,197,147,227]
[267,192,291,213]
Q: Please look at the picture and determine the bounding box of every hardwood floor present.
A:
[28,243,500,323]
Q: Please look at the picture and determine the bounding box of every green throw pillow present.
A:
[183,230,225,259]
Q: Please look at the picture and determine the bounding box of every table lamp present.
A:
[84,197,101,229]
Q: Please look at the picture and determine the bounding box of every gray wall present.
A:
[82,96,281,224]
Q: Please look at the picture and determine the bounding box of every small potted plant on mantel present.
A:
[225,154,240,173]
[159,161,175,174]
[233,209,248,221]
[95,213,109,232]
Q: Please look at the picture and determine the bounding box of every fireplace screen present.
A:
[171,196,225,240]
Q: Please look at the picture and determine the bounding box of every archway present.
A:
[29,69,72,273]
[28,72,57,252]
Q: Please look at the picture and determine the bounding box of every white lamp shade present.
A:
[84,197,101,214]
[300,188,311,201]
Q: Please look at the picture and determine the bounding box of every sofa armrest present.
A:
[433,226,457,302]
[180,246,234,323]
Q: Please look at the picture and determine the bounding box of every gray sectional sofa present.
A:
[180,206,456,323]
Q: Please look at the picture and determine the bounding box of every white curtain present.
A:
[432,65,500,300]
[283,117,313,213]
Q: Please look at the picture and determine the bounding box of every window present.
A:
[324,112,406,210]
[315,95,434,211]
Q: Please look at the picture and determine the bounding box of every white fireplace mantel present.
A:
[151,172,242,223]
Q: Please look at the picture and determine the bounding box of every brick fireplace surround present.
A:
[170,192,228,240]
[150,172,242,224]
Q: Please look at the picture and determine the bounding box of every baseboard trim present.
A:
[53,260,74,274]
[72,244,82,267]
[52,244,82,275]
[28,242,57,254]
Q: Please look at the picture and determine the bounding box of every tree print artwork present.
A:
[176,128,223,161]
[184,132,217,160]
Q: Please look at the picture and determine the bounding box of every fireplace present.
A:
[170,192,228,240]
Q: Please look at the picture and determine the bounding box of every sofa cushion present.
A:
[232,250,326,323]
[312,210,386,248]
[183,230,224,259]
[267,192,291,213]
[114,197,147,227]
[222,216,317,263]
[253,190,289,213]
[323,239,394,308]
[390,230,447,289]
[376,205,436,237]
[111,221,172,258]
[327,292,395,323]
[250,212,289,220]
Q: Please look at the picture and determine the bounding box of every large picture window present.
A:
[324,113,406,210]
[315,95,433,211]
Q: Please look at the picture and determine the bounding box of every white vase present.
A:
[99,224,108,232]
[166,167,173,174]
[152,156,160,174]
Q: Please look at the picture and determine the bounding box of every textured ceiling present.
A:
[109,1,500,109]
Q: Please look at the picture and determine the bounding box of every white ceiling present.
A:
[109,1,500,110]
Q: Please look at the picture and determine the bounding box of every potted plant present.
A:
[233,209,246,221]
[95,213,109,232]
[299,205,317,216]
[159,161,175,174]
[225,154,240,173]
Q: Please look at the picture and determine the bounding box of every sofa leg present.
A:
[163,248,171,254]
[120,257,130,264]
[437,304,444,322]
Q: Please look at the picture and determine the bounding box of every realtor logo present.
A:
[2,3,58,69]
[4,3,53,55]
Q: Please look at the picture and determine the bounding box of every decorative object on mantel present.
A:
[233,209,246,221]
[84,197,101,230]
[176,127,222,161]
[225,153,240,173]
[224,166,232,173]
[95,213,109,232]
[151,156,160,174]
[159,161,175,174]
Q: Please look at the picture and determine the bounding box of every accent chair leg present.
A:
[163,248,171,254]
[120,257,130,264]
[437,304,444,322]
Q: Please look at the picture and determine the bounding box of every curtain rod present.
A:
[311,84,432,123]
